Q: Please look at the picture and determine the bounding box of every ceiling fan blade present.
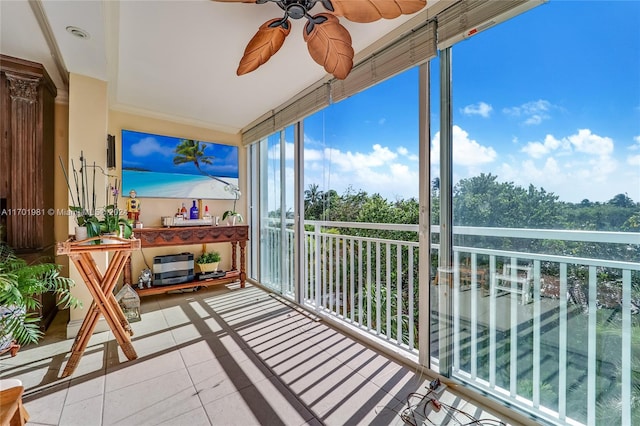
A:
[237,19,291,76]
[210,0,257,3]
[329,0,426,23]
[303,13,354,80]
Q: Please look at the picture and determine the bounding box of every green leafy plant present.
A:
[0,242,81,349]
[99,205,133,238]
[196,251,221,264]
[59,154,101,237]
[60,153,134,239]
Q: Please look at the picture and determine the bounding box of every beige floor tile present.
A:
[156,406,211,426]
[312,377,403,425]
[368,364,432,399]
[108,329,177,363]
[202,376,315,426]
[105,351,185,392]
[102,368,200,425]
[188,350,272,404]
[66,375,105,405]
[22,382,69,425]
[58,394,103,426]
[178,334,247,368]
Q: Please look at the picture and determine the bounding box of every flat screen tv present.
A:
[121,129,239,199]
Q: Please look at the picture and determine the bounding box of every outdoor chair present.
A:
[492,263,533,305]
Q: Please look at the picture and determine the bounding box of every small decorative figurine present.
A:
[126,189,140,221]
[137,268,152,289]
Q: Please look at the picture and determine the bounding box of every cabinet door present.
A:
[0,55,56,251]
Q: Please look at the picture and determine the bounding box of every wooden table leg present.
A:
[239,240,246,288]
[78,252,136,353]
[62,251,138,378]
[231,241,237,271]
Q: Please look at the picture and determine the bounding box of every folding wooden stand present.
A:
[56,237,141,378]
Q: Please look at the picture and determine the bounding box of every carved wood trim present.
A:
[5,73,40,103]
[134,225,249,248]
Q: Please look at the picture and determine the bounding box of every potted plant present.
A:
[59,154,101,239]
[196,251,221,273]
[99,204,133,241]
[0,242,80,356]
[60,154,133,242]
[222,184,243,225]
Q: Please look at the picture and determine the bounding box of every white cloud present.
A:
[503,99,553,125]
[129,137,173,157]
[631,135,640,150]
[327,144,397,172]
[461,102,493,118]
[521,129,613,159]
[304,147,323,161]
[524,114,544,125]
[628,154,640,166]
[302,142,419,200]
[431,125,497,166]
[397,146,419,161]
[522,134,568,158]
[568,129,613,156]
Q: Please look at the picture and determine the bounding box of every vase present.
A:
[0,305,25,357]
[227,216,236,226]
[75,226,88,242]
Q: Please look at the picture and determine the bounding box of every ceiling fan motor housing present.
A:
[277,0,322,19]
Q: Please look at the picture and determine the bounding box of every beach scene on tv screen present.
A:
[121,129,239,199]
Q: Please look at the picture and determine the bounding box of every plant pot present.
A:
[101,232,120,244]
[75,226,88,242]
[198,262,219,273]
[0,305,25,357]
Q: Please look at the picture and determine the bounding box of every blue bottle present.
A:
[190,200,199,220]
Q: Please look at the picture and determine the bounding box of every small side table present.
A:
[56,237,141,377]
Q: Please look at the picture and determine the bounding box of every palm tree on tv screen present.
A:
[173,139,232,187]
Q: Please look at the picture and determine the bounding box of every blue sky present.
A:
[294,0,640,204]
[121,129,239,178]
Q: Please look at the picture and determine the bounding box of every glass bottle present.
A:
[190,200,199,220]
[180,203,187,219]
[203,205,211,219]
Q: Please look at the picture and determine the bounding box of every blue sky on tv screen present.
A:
[121,129,239,178]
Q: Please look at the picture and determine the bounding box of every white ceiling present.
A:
[0,0,444,134]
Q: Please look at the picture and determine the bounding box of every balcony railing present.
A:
[259,220,639,426]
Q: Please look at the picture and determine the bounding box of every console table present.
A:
[129,225,249,296]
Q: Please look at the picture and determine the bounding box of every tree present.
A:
[173,139,233,187]
[452,173,561,229]
[608,193,635,208]
[304,183,324,220]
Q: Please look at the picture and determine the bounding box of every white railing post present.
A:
[314,224,321,309]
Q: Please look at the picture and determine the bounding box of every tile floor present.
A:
[1,283,519,425]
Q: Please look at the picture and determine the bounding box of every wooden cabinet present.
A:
[0,55,58,329]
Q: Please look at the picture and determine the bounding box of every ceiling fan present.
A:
[212,0,427,79]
